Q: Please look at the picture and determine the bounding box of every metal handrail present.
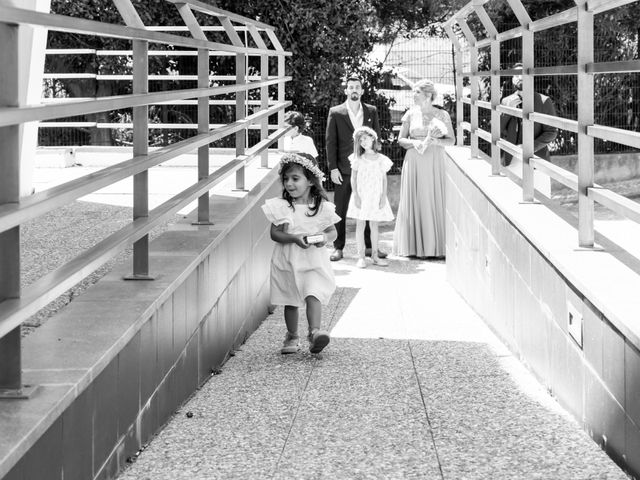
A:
[0,6,288,56]
[0,78,290,127]
[0,126,291,340]
[0,102,290,233]
[0,0,291,394]
[444,0,640,249]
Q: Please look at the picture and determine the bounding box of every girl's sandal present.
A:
[372,256,389,267]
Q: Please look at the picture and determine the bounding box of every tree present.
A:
[47,0,450,151]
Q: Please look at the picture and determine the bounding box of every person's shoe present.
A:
[365,248,388,259]
[356,258,367,268]
[372,256,389,267]
[330,249,343,261]
[308,329,330,354]
[281,332,300,354]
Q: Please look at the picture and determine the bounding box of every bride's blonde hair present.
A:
[413,79,437,101]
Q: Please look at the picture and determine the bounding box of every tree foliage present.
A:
[46,0,449,147]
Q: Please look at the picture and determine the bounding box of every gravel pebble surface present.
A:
[20,201,179,336]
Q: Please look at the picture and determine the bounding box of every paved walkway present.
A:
[117,228,628,480]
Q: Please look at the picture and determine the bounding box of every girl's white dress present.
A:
[346,153,395,222]
[262,198,341,307]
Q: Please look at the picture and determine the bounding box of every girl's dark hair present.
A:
[280,153,328,217]
[284,111,308,133]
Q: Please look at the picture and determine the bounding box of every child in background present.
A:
[347,126,394,268]
[262,152,340,354]
[283,111,318,159]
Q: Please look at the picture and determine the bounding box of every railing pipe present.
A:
[178,2,213,225]
[0,6,284,57]
[0,0,292,398]
[0,11,22,395]
[459,19,479,157]
[248,24,271,168]
[445,0,640,248]
[131,39,152,278]
[266,29,287,151]
[576,0,595,247]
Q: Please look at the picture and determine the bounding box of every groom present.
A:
[325,74,387,261]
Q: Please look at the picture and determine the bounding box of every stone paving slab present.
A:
[118,228,629,480]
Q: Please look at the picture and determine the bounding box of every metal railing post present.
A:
[114,0,154,278]
[219,15,247,190]
[235,51,247,190]
[0,13,28,397]
[490,39,501,174]
[521,27,535,202]
[130,39,153,278]
[196,47,213,223]
[505,0,535,201]
[473,1,501,174]
[459,19,479,157]
[175,2,214,225]
[444,25,465,146]
[264,30,286,151]
[576,0,595,247]
[247,25,270,168]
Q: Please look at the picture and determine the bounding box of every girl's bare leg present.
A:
[370,221,379,253]
[371,221,388,265]
[306,295,330,353]
[284,305,299,335]
[355,220,366,258]
[305,296,322,332]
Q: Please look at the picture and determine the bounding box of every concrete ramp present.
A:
[117,229,627,480]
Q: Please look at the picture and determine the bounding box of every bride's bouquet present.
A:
[415,117,447,154]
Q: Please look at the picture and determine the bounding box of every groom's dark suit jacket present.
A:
[325,102,380,175]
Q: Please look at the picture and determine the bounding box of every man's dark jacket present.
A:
[325,102,380,175]
[500,91,557,166]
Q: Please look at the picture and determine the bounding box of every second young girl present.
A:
[283,111,318,159]
[262,153,340,354]
[346,126,394,268]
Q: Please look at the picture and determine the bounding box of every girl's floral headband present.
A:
[279,152,325,181]
[353,125,378,141]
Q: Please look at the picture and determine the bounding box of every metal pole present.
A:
[459,19,478,155]
[0,13,24,395]
[277,55,286,151]
[474,2,501,174]
[196,47,213,223]
[445,25,465,146]
[174,3,213,225]
[235,51,247,190]
[469,44,479,156]
[491,39,501,174]
[129,39,153,279]
[260,53,269,168]
[505,0,535,201]
[576,0,595,247]
[246,25,270,168]
[521,27,535,201]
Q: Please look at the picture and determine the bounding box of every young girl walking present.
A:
[347,126,394,268]
[262,152,340,354]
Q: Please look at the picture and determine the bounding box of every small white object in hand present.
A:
[427,117,447,139]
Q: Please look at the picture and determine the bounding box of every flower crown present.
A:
[353,125,378,141]
[279,152,325,181]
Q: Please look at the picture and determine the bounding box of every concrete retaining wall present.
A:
[552,152,640,186]
[445,146,640,479]
[1,169,281,480]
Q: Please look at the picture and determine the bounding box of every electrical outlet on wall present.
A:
[567,301,583,348]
